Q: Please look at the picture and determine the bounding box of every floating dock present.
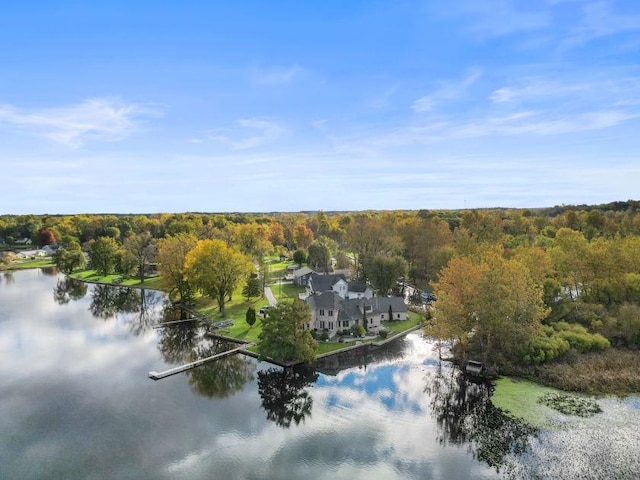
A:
[148,345,248,380]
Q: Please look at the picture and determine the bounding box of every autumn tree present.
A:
[185,239,253,317]
[345,214,402,279]
[258,299,317,363]
[431,253,548,368]
[398,216,454,287]
[157,233,198,303]
[37,228,57,247]
[293,224,314,250]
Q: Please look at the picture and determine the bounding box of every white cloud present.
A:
[250,65,304,86]
[0,98,157,147]
[431,0,551,38]
[208,118,288,150]
[412,70,481,113]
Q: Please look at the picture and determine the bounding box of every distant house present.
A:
[16,249,47,259]
[293,266,316,287]
[15,238,32,245]
[304,291,407,336]
[41,244,62,255]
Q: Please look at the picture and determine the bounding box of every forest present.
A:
[2,199,640,393]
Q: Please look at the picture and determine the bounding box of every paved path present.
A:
[264,286,277,306]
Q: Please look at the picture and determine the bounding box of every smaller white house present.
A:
[15,238,33,245]
[16,249,47,259]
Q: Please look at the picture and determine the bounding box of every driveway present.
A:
[264,286,277,306]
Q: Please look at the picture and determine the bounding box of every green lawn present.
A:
[276,282,306,301]
[383,311,423,333]
[3,257,55,270]
[70,269,165,290]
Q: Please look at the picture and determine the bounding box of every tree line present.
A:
[2,202,640,372]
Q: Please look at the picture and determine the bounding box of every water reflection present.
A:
[426,363,537,471]
[188,349,255,399]
[53,277,88,304]
[158,321,256,398]
[90,284,141,318]
[258,366,318,428]
[41,266,58,276]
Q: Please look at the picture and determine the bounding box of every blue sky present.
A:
[1,0,639,214]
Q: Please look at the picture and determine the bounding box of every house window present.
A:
[397,314,400,319]
[319,309,325,316]
[370,318,373,325]
[328,310,333,316]
[342,321,349,328]
[329,322,334,330]
[365,305,372,312]
[320,321,325,329]
[381,314,385,319]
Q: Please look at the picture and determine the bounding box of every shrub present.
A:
[379,330,389,339]
[320,331,329,342]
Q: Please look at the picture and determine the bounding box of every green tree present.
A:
[364,254,407,296]
[246,307,257,328]
[88,236,119,276]
[258,299,317,363]
[123,232,157,284]
[185,239,253,317]
[243,273,263,300]
[54,249,87,275]
[307,239,331,273]
[292,249,307,266]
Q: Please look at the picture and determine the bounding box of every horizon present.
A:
[1,1,639,214]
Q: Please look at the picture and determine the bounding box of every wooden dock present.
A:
[148,345,248,380]
[152,318,198,329]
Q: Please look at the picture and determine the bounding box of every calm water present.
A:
[1,269,639,479]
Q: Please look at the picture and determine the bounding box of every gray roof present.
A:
[293,266,315,278]
[370,296,407,313]
[305,291,342,311]
[348,281,369,293]
[309,273,346,293]
[306,291,407,322]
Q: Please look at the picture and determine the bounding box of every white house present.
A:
[16,249,47,259]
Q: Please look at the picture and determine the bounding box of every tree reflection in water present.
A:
[53,277,88,304]
[425,363,537,471]
[158,322,255,399]
[187,347,255,399]
[90,284,141,319]
[88,285,164,335]
[258,366,318,428]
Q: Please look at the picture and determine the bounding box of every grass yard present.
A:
[383,311,423,334]
[3,257,55,270]
[71,270,165,290]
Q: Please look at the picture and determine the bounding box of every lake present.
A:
[1,269,639,479]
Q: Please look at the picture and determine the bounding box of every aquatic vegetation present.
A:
[537,392,602,417]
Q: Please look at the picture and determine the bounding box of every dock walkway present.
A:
[148,345,249,380]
